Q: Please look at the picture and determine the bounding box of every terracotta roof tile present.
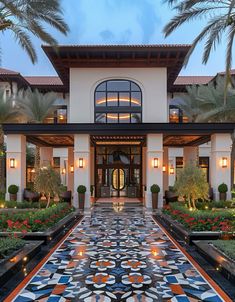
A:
[24,76,63,86]
[43,44,191,48]
[174,76,213,86]
[0,67,19,75]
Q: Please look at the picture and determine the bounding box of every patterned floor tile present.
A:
[12,205,225,301]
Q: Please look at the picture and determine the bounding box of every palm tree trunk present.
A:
[0,127,5,192]
[35,145,40,169]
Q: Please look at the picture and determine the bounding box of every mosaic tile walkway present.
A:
[12,205,227,301]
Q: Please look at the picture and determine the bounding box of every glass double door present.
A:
[96,166,141,198]
[95,146,142,198]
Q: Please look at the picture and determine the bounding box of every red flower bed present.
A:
[0,203,74,233]
[163,204,234,232]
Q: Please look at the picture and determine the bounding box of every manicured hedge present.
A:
[0,203,74,232]
[163,202,235,232]
[0,238,25,259]
[1,200,56,209]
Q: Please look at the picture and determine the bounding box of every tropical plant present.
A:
[173,76,235,187]
[16,88,57,168]
[174,76,235,122]
[164,0,235,88]
[34,165,61,208]
[0,0,69,63]
[0,89,20,190]
[174,164,209,209]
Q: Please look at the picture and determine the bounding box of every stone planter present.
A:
[194,240,235,284]
[152,193,158,209]
[9,193,17,201]
[219,192,227,201]
[154,212,221,245]
[79,193,85,209]
[0,241,43,288]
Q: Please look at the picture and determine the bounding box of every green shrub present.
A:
[77,185,86,194]
[0,237,25,258]
[218,183,228,193]
[8,185,19,194]
[212,240,235,260]
[1,200,49,209]
[195,200,234,210]
[150,184,160,193]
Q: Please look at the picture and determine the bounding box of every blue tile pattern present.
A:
[13,205,224,301]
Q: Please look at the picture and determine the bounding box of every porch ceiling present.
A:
[28,134,74,147]
[3,123,235,147]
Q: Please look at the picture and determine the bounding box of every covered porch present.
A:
[3,123,234,208]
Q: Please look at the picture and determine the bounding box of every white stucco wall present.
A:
[69,68,168,123]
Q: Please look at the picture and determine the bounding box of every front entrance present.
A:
[95,145,142,198]
[112,168,126,197]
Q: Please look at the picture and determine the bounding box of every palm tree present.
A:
[0,89,20,190]
[163,0,235,91]
[16,88,57,167]
[173,76,235,187]
[0,0,69,63]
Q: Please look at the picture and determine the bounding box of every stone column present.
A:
[6,134,26,201]
[74,134,90,208]
[146,134,163,208]
[67,147,74,192]
[210,134,232,200]
[184,146,198,166]
[163,147,169,193]
[40,147,53,167]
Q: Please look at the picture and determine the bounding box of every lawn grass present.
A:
[212,240,235,261]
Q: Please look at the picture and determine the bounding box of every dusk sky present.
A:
[1,0,228,76]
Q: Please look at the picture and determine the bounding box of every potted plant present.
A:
[150,184,160,209]
[77,185,86,209]
[8,185,19,201]
[90,185,94,197]
[218,183,228,201]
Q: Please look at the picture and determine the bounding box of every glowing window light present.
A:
[96,97,141,106]
[107,114,130,120]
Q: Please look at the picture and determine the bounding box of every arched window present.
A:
[95,80,142,123]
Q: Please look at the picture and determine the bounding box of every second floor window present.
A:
[95,80,142,123]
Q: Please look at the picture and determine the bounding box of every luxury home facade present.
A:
[2,45,234,208]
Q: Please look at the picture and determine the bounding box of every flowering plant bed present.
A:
[0,203,74,233]
[194,240,235,284]
[162,202,234,232]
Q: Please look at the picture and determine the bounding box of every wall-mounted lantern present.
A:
[221,157,228,168]
[10,158,16,168]
[169,165,175,175]
[153,158,159,168]
[61,168,66,175]
[70,165,74,173]
[79,158,84,168]
[162,165,166,172]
